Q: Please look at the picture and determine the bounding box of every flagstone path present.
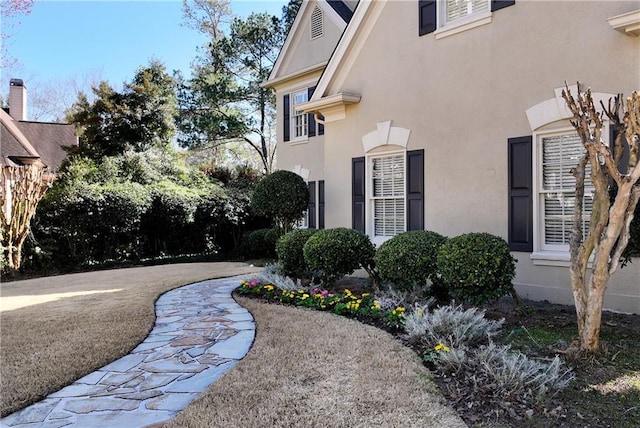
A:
[1,275,255,428]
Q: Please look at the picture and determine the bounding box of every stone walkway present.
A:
[1,275,255,428]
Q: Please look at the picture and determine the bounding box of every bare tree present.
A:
[0,164,53,271]
[562,83,640,353]
[181,0,232,40]
[1,0,34,69]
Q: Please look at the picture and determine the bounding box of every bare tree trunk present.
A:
[0,164,53,271]
[562,84,640,354]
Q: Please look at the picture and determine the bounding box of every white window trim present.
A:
[531,125,608,267]
[290,89,309,143]
[435,0,492,39]
[366,150,407,247]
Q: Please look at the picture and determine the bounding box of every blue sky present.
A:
[2,0,287,92]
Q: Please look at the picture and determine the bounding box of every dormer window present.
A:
[311,6,324,39]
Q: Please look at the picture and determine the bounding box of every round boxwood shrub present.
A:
[436,232,516,305]
[251,170,309,234]
[303,228,375,284]
[375,230,447,291]
[240,228,279,259]
[276,228,318,279]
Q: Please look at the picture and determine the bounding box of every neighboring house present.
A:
[264,0,640,314]
[1,78,78,220]
[1,79,78,172]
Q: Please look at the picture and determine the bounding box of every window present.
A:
[283,88,324,143]
[371,154,405,237]
[442,0,489,26]
[311,6,324,39]
[538,132,593,250]
[292,90,308,140]
[419,0,515,37]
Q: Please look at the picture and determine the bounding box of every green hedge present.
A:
[375,230,447,291]
[437,232,516,305]
[303,228,375,284]
[276,228,318,279]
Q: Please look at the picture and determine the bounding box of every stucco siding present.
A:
[280,4,346,78]
[315,0,640,312]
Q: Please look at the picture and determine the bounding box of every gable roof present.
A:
[327,0,355,22]
[0,109,77,171]
[15,121,77,172]
[266,0,355,85]
[307,0,380,103]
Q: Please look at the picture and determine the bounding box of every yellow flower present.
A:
[434,343,450,352]
[344,289,351,295]
[301,293,309,300]
[264,285,274,291]
[362,293,370,297]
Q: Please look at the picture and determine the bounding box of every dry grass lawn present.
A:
[165,297,465,428]
[0,262,261,416]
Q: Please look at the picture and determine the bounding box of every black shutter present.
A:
[318,115,325,136]
[407,150,424,231]
[611,125,630,174]
[352,157,365,233]
[283,94,290,142]
[508,136,533,252]
[318,180,325,229]
[418,1,437,36]
[491,0,515,12]
[308,181,316,229]
[308,87,316,137]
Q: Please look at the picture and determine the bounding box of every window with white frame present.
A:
[538,132,594,250]
[292,90,308,140]
[371,154,406,237]
[441,0,489,26]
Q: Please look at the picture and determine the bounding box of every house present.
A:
[1,78,78,222]
[1,79,78,172]
[264,0,640,314]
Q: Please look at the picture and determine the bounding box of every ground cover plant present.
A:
[239,276,640,427]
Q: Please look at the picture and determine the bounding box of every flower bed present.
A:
[238,279,404,327]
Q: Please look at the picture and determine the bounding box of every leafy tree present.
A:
[67,61,177,160]
[178,12,285,172]
[281,0,302,34]
[561,83,640,353]
[251,170,308,234]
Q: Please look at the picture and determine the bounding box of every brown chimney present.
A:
[9,78,27,121]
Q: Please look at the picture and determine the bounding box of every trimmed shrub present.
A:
[251,170,309,234]
[33,182,151,266]
[375,230,447,291]
[303,227,375,284]
[437,232,516,305]
[140,184,201,256]
[276,228,318,279]
[240,228,279,259]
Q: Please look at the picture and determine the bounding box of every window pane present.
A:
[371,154,405,237]
[541,133,594,246]
[372,155,404,197]
[446,0,488,23]
[291,90,308,139]
[374,198,405,237]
